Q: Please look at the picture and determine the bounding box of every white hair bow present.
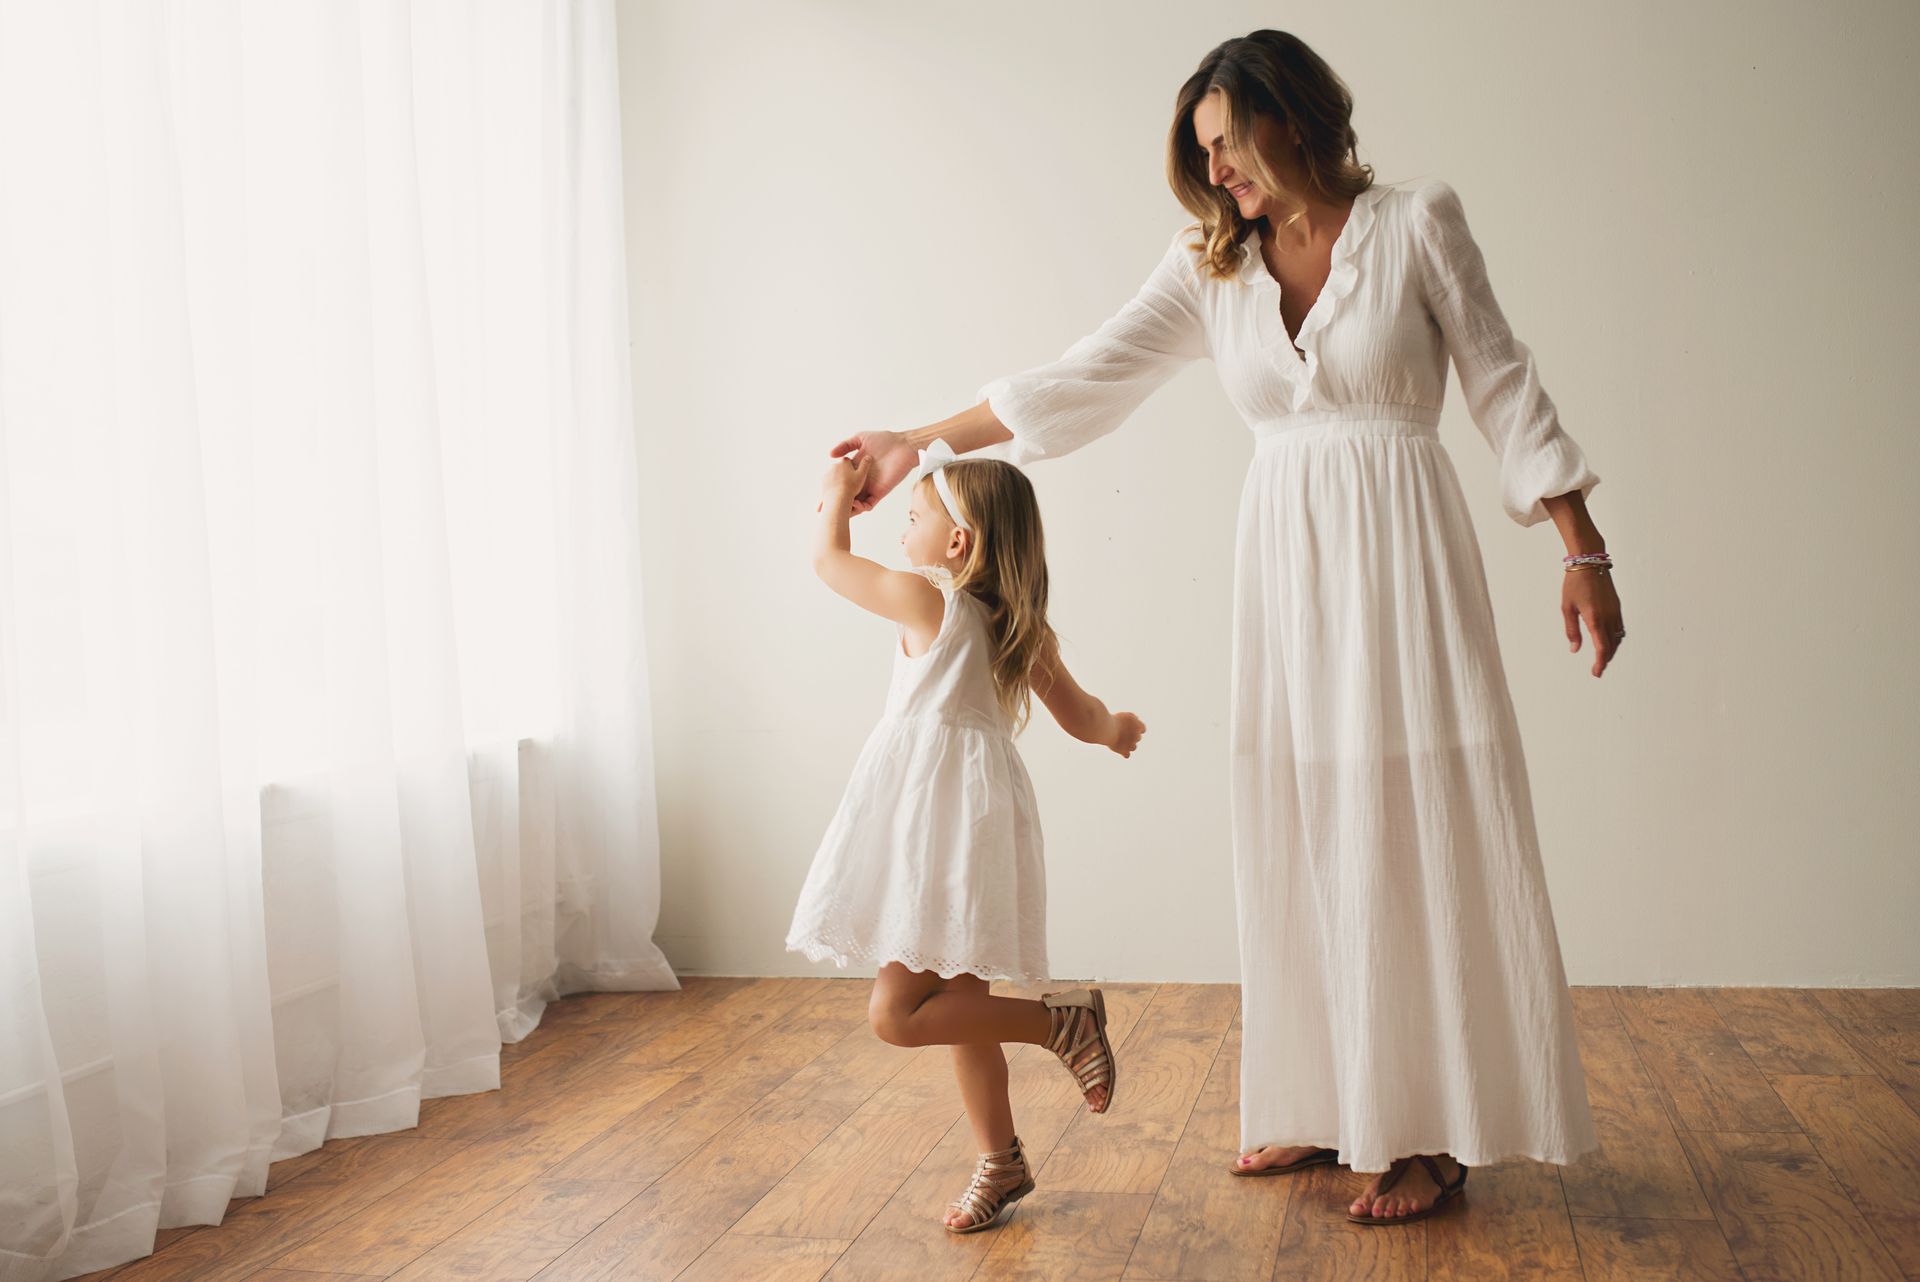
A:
[917,438,971,531]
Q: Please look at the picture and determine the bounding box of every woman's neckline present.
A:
[1254,189,1364,275]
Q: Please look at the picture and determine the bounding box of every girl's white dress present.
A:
[977,180,1600,1172]
[786,579,1049,984]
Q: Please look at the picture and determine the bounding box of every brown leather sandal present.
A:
[1229,1145,1340,1177]
[1041,988,1116,1113]
[1345,1154,1468,1225]
[944,1135,1035,1234]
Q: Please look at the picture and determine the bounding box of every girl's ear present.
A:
[948,527,971,561]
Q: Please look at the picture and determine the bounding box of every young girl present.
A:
[788,440,1146,1234]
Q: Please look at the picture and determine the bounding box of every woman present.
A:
[826,29,1617,1225]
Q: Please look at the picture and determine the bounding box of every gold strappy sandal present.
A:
[945,1135,1035,1234]
[1042,987,1116,1114]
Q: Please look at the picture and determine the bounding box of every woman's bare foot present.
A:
[1235,1144,1328,1172]
[1350,1153,1462,1220]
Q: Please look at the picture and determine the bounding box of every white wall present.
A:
[618,1,1920,986]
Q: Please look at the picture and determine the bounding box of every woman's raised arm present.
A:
[828,226,1208,514]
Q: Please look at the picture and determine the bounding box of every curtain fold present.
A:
[0,3,673,1278]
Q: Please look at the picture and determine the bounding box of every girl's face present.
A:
[1191,89,1300,224]
[902,477,968,570]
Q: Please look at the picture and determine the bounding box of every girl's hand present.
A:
[1563,568,1625,678]
[1106,712,1146,758]
[820,453,873,513]
[828,431,918,515]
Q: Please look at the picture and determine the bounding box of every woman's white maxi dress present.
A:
[977,179,1601,1172]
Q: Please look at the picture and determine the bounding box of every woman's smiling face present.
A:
[1191,89,1297,223]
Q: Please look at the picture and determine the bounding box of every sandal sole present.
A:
[1229,1148,1340,1177]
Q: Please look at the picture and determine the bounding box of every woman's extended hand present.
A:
[1563,570,1625,678]
[829,431,919,514]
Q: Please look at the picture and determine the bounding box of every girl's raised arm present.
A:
[814,455,945,638]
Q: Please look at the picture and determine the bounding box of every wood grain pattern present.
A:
[88,980,1920,1282]
[535,1028,913,1281]
[382,1179,645,1281]
[1267,1163,1423,1282]
[1568,1216,1743,1281]
[1708,988,1872,1075]
[971,1190,1155,1282]
[548,984,868,1184]
[724,1073,959,1239]
[1614,987,1799,1132]
[1678,1128,1904,1282]
[263,1137,368,1194]
[671,1234,851,1282]
[617,976,831,1073]
[821,1061,1084,1282]
[1772,1073,1920,1276]
[1814,988,1920,1116]
[1425,1160,1583,1282]
[1123,1018,1290,1282]
[106,1137,468,1282]
[1560,1023,1713,1220]
[1041,984,1239,1196]
[1568,988,1622,1031]
[269,1066,684,1274]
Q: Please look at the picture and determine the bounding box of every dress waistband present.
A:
[880,710,1010,738]
[1250,403,1441,446]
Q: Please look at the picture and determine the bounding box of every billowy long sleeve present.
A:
[1411,181,1600,527]
[979,228,1209,465]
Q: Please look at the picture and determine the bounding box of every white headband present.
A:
[917,438,970,531]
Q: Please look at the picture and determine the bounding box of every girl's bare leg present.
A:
[942,975,1016,1147]
[870,966,1032,1230]
[868,964,1111,1114]
[946,977,1020,1229]
[868,964,1050,1047]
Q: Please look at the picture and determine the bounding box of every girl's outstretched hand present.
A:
[1107,712,1146,759]
[829,431,917,514]
[820,453,873,515]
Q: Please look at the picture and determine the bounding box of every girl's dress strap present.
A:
[910,564,957,590]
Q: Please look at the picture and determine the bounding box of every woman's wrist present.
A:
[901,401,1013,456]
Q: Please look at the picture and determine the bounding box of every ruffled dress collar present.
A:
[910,563,958,591]
[1234,183,1390,409]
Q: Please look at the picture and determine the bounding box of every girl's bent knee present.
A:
[868,1005,919,1047]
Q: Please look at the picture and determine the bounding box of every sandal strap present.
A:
[1045,1004,1112,1094]
[1415,1154,1466,1194]
[947,1138,1029,1227]
[1372,1157,1410,1197]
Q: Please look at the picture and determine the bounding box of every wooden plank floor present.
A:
[76,981,1919,1282]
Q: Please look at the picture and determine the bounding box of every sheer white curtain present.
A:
[0,2,674,1278]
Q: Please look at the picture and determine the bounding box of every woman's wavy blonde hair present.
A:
[919,460,1055,734]
[1167,30,1375,281]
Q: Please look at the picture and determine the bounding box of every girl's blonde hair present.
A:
[1166,30,1375,281]
[919,460,1055,734]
